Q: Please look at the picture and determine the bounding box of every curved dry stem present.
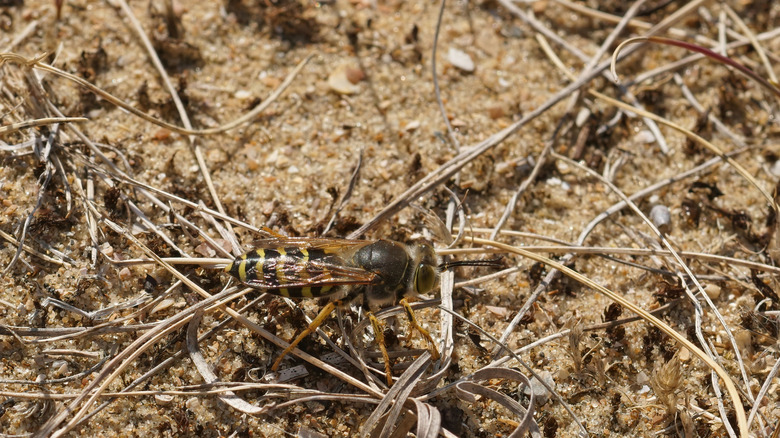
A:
[721,4,778,85]
[612,36,780,99]
[442,237,780,277]
[0,116,86,135]
[0,52,312,136]
[0,228,69,266]
[187,310,263,414]
[464,236,748,437]
[591,89,778,216]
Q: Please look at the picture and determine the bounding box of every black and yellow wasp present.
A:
[225,237,439,307]
[224,237,443,385]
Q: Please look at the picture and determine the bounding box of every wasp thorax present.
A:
[348,240,436,308]
[352,240,405,281]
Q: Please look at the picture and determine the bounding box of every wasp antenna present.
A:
[439,256,504,271]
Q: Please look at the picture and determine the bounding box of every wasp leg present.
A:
[261,226,286,238]
[368,312,393,386]
[271,300,339,372]
[400,298,440,360]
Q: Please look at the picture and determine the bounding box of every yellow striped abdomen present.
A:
[225,247,334,298]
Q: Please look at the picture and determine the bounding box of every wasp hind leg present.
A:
[271,300,339,372]
[400,297,440,361]
[368,312,394,386]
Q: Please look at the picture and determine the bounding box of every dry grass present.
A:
[1,0,779,436]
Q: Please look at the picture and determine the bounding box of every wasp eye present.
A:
[415,264,437,293]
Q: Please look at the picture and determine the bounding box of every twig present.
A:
[465,236,749,437]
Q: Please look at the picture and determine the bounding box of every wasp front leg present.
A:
[400,297,440,360]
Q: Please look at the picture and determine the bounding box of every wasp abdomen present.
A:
[226,247,335,298]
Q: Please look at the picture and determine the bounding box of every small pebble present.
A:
[635,129,655,144]
[185,397,202,411]
[649,205,671,234]
[734,330,752,352]
[152,129,171,142]
[532,0,547,13]
[150,298,175,316]
[678,347,691,362]
[485,305,508,318]
[275,154,290,168]
[194,242,216,258]
[155,394,174,405]
[575,107,591,127]
[118,267,133,281]
[261,75,282,88]
[487,105,505,119]
[99,242,113,257]
[345,67,365,84]
[328,65,360,95]
[403,120,421,132]
[524,370,554,405]
[448,47,474,72]
[704,283,721,300]
[234,89,251,99]
[52,360,69,377]
[555,161,572,175]
[770,160,780,177]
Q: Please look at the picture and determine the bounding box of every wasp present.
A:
[225,237,443,385]
[226,237,439,306]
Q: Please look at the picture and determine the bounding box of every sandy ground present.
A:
[1,0,779,436]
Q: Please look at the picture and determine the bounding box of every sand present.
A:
[0,0,779,436]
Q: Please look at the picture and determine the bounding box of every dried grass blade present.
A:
[612,36,780,99]
[0,116,86,135]
[0,52,312,136]
[0,228,69,266]
[378,352,432,438]
[747,355,780,429]
[359,352,432,438]
[721,4,778,84]
[3,160,53,273]
[590,89,778,219]
[464,236,749,437]
[187,310,263,414]
[413,399,440,438]
[456,368,539,438]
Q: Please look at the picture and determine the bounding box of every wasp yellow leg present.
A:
[368,312,394,386]
[261,226,286,238]
[400,298,440,360]
[271,300,339,372]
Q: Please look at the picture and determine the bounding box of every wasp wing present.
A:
[241,262,377,289]
[239,238,376,289]
[248,237,372,253]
